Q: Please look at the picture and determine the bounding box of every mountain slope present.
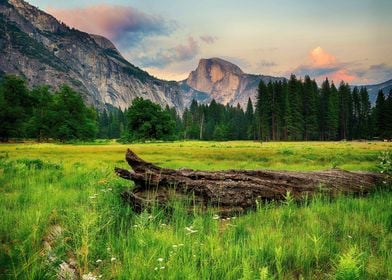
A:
[183,58,284,107]
[0,0,184,111]
[362,79,392,103]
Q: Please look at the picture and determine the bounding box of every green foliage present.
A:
[378,150,392,177]
[254,76,381,141]
[0,75,97,142]
[334,247,364,280]
[0,75,31,140]
[124,98,175,141]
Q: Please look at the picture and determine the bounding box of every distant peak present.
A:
[196,57,244,75]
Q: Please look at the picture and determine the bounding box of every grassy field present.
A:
[0,141,391,279]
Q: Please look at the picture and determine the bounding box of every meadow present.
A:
[0,141,391,279]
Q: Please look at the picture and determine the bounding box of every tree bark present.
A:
[115,149,386,215]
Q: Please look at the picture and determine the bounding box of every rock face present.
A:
[352,79,392,104]
[184,58,284,107]
[0,0,185,111]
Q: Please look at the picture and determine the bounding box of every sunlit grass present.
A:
[0,141,391,279]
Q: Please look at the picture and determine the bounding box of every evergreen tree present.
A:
[359,87,371,139]
[373,90,386,138]
[245,98,255,140]
[288,74,303,140]
[338,82,352,140]
[302,76,318,140]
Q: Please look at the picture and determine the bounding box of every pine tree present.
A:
[245,98,255,140]
[373,90,386,138]
[338,82,352,140]
[302,76,318,140]
[288,74,303,140]
[359,87,371,139]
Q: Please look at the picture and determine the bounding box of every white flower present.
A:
[157,258,164,262]
[111,257,116,262]
[185,226,198,234]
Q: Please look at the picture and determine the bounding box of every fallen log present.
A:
[115,149,386,215]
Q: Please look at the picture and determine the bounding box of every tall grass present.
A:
[0,141,391,279]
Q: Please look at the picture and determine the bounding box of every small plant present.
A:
[259,266,270,280]
[378,151,392,177]
[283,191,294,206]
[334,246,364,280]
[279,148,295,156]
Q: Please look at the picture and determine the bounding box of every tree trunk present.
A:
[115,149,386,215]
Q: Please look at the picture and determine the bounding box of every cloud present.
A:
[257,60,277,69]
[292,47,356,83]
[310,46,336,66]
[47,5,174,46]
[137,37,200,68]
[351,63,392,84]
[199,35,217,44]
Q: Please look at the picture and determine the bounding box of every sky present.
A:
[29,0,392,84]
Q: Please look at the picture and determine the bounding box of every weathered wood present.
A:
[115,149,385,214]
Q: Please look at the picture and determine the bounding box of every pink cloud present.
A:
[329,69,355,83]
[47,5,172,43]
[292,46,357,84]
[310,46,336,66]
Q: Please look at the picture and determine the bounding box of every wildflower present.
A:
[185,226,198,234]
[82,272,97,280]
[111,257,116,262]
[95,259,102,263]
[157,258,164,262]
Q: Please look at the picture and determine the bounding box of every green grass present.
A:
[0,141,391,279]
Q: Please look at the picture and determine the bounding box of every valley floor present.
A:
[0,141,391,279]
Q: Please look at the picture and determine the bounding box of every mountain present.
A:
[0,0,185,111]
[182,57,284,107]
[358,79,392,103]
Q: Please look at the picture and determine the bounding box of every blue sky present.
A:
[29,0,392,84]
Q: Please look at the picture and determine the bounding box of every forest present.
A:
[1,74,391,142]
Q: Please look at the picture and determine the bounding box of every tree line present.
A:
[1,74,391,142]
[0,75,97,141]
[253,74,392,141]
